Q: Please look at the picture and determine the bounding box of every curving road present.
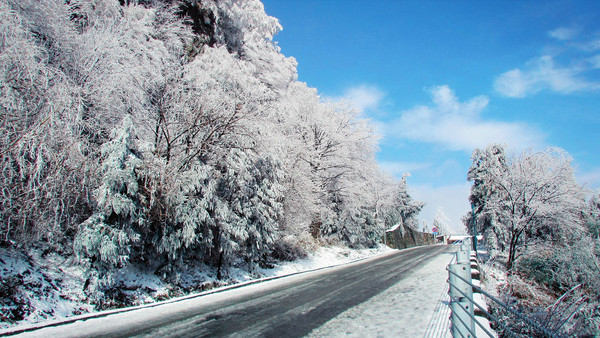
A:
[14,245,452,338]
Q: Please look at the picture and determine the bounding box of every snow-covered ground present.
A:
[0,244,393,332]
[307,247,456,337]
[259,245,395,277]
[0,248,95,329]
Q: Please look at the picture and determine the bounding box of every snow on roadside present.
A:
[259,244,395,277]
[0,247,93,330]
[307,247,456,337]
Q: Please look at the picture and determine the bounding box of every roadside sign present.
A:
[432,226,438,235]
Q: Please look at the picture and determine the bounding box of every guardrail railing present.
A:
[447,237,558,338]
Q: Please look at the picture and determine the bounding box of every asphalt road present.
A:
[15,245,451,338]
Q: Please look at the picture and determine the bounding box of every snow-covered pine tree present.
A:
[150,148,284,279]
[211,148,284,276]
[466,144,508,250]
[383,175,425,232]
[236,153,285,267]
[74,116,142,276]
[152,162,216,273]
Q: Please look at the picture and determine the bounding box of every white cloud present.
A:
[409,182,472,233]
[343,85,384,112]
[590,54,600,69]
[385,85,544,152]
[548,27,578,41]
[493,69,531,98]
[576,38,600,52]
[494,55,600,97]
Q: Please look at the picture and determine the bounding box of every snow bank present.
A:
[259,244,394,277]
[0,248,94,330]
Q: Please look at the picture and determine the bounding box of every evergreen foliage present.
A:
[74,116,142,273]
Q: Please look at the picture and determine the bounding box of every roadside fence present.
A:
[447,237,558,338]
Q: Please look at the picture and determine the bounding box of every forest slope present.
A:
[0,0,425,327]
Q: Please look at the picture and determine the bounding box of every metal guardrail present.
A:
[447,237,558,338]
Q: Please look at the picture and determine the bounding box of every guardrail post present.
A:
[460,237,471,253]
[456,248,470,265]
[447,236,558,337]
[451,300,475,337]
[449,238,476,337]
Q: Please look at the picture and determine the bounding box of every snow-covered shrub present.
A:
[0,273,30,324]
[515,237,600,335]
[489,258,600,336]
[269,237,309,262]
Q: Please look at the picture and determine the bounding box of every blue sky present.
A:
[262,0,600,231]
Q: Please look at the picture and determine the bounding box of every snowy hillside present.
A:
[0,0,428,327]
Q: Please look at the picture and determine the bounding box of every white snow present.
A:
[0,248,94,330]
[259,244,395,277]
[424,278,453,338]
[472,292,496,337]
[307,247,456,337]
[386,223,402,232]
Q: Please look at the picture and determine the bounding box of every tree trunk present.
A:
[217,251,224,280]
[507,232,518,271]
[310,219,321,238]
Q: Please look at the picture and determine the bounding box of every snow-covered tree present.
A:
[586,194,600,239]
[266,81,390,247]
[467,145,587,270]
[160,45,272,168]
[432,208,450,235]
[382,174,425,232]
[74,116,142,272]
[212,149,284,274]
[150,148,284,278]
[0,0,91,247]
[466,144,508,248]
